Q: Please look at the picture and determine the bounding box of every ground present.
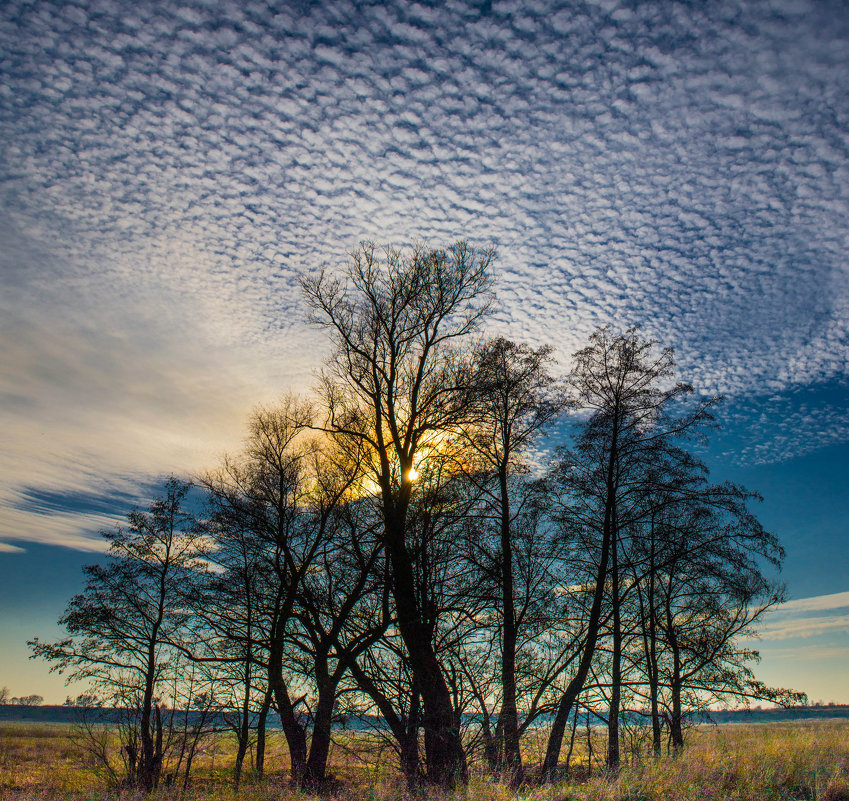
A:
[1,720,848,800]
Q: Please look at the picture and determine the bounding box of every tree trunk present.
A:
[255,687,272,776]
[607,527,621,771]
[564,698,579,776]
[646,522,662,757]
[540,415,619,781]
[345,653,423,788]
[138,660,157,790]
[402,689,422,790]
[233,657,252,787]
[665,587,684,752]
[669,638,684,751]
[302,676,336,789]
[269,652,307,781]
[481,704,499,774]
[539,534,611,780]
[498,466,523,787]
[384,508,464,788]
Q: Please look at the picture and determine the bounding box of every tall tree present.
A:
[302,241,493,787]
[459,337,563,785]
[541,327,716,778]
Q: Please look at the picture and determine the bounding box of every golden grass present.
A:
[1,720,848,801]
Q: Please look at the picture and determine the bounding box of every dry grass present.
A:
[1,720,848,801]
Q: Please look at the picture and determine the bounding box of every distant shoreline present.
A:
[3,704,848,727]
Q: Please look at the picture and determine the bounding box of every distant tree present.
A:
[64,693,101,707]
[29,477,204,791]
[17,694,44,706]
[0,686,9,704]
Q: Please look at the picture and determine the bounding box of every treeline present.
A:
[0,687,43,706]
[30,242,803,793]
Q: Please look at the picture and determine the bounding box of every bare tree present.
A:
[301,241,494,788]
[457,337,564,785]
[200,397,374,788]
[29,478,203,791]
[541,328,717,778]
[646,484,803,749]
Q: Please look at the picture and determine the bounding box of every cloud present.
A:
[756,590,849,641]
[710,380,849,465]
[1,0,848,548]
[779,590,849,614]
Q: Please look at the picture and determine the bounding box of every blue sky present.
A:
[1,0,847,703]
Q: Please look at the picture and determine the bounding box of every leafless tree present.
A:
[541,328,717,778]
[455,337,565,785]
[301,240,494,788]
[29,478,204,791]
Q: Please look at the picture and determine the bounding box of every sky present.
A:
[0,0,847,704]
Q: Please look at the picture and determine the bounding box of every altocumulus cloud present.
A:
[1,0,848,549]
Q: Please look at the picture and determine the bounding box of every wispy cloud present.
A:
[1,0,848,548]
[757,591,849,641]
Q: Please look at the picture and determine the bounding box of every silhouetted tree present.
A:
[457,338,564,784]
[541,328,716,778]
[301,241,494,788]
[29,478,202,791]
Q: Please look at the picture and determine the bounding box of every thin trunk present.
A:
[255,687,273,777]
[665,587,684,752]
[233,653,252,787]
[498,464,522,787]
[346,653,422,788]
[669,636,684,751]
[647,525,661,757]
[179,715,207,801]
[139,526,171,792]
[539,523,612,780]
[540,413,620,781]
[564,698,579,776]
[607,525,621,771]
[138,653,157,789]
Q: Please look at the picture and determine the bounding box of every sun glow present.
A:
[407,467,419,481]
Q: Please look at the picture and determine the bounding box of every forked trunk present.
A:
[384,507,465,788]
[269,664,307,780]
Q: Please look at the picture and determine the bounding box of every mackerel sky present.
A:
[1,0,848,702]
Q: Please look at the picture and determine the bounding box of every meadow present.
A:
[1,720,849,801]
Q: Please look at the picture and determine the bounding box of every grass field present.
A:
[1,720,848,801]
